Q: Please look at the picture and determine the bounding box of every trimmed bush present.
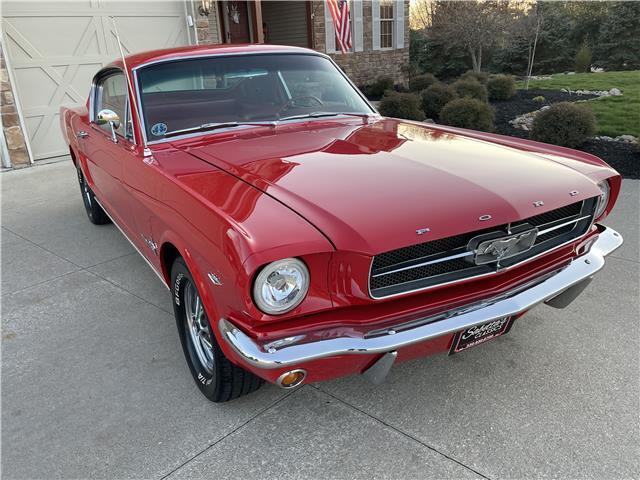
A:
[460,70,489,84]
[378,91,426,121]
[409,73,438,92]
[486,75,516,101]
[440,98,495,132]
[530,102,596,148]
[420,83,458,120]
[365,76,394,100]
[532,95,546,103]
[452,79,488,102]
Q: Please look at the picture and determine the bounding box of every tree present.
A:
[429,1,517,73]
[594,2,640,70]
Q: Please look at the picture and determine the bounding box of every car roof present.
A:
[105,44,323,71]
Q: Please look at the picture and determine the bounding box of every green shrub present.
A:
[420,83,458,120]
[378,91,426,121]
[486,75,516,101]
[452,79,488,102]
[532,95,546,103]
[460,70,489,84]
[530,102,596,148]
[574,42,592,73]
[409,73,438,92]
[365,76,395,100]
[440,98,495,132]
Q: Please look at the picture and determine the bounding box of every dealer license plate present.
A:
[449,316,515,355]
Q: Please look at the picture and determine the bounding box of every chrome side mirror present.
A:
[96,109,120,143]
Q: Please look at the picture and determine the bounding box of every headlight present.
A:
[594,180,610,219]
[253,258,309,315]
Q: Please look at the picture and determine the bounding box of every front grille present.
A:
[370,198,597,298]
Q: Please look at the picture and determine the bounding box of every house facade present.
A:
[0,0,409,168]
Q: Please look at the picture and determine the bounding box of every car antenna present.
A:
[110,16,151,157]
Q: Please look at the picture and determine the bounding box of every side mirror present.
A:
[96,109,120,143]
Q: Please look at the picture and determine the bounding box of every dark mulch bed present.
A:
[492,89,639,179]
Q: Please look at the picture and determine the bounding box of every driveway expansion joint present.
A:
[314,385,492,480]
[160,388,298,479]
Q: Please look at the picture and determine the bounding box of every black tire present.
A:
[171,257,264,402]
[77,165,110,225]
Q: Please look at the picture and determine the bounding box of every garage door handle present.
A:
[75,131,89,139]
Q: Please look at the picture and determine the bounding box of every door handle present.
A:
[75,131,89,139]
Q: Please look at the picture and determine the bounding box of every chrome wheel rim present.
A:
[78,170,91,207]
[184,280,215,374]
[83,179,92,207]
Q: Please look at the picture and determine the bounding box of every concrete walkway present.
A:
[2,159,638,479]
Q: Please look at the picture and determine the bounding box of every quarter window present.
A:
[379,1,394,49]
[96,73,132,140]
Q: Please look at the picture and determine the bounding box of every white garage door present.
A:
[1,1,193,160]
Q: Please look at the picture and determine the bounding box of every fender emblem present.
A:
[416,227,431,235]
[478,214,492,221]
[569,190,579,197]
[533,200,545,207]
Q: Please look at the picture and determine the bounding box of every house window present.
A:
[379,0,394,49]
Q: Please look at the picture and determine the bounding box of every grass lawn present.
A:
[517,71,640,138]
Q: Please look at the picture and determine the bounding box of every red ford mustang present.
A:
[60,44,623,402]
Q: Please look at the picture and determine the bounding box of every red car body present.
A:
[61,44,623,391]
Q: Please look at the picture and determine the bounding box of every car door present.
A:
[81,71,138,234]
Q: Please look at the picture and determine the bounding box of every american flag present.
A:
[327,0,352,54]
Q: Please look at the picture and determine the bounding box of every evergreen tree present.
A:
[594,2,640,70]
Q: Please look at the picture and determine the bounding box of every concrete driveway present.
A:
[2,159,638,479]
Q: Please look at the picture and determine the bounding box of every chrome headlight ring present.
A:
[253,258,310,315]
[594,180,611,220]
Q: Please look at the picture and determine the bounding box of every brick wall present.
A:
[311,0,410,87]
[0,42,30,168]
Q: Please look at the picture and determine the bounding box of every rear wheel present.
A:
[77,165,110,225]
[171,257,264,402]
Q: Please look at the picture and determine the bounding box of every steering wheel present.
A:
[278,95,324,116]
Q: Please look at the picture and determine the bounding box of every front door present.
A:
[81,71,137,235]
[223,1,251,43]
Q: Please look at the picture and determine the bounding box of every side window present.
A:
[97,73,128,138]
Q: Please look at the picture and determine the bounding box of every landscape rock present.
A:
[609,88,622,96]
[592,134,638,144]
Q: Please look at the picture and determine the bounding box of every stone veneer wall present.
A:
[311,0,409,87]
[1,42,30,168]
[195,3,222,44]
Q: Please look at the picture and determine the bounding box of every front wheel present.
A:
[77,165,110,225]
[171,258,264,402]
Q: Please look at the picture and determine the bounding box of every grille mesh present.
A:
[370,198,596,297]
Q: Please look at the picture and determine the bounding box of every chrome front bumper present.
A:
[219,226,623,370]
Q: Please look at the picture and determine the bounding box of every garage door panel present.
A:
[2,0,191,160]
[7,17,95,57]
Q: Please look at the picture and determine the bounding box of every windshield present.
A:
[136,53,374,141]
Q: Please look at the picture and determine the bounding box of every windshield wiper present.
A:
[163,121,276,138]
[278,112,373,122]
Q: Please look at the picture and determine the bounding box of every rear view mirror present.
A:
[96,109,120,129]
[96,109,120,143]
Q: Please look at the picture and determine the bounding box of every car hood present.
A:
[177,118,604,254]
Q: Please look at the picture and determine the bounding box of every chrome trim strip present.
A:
[93,197,169,289]
[219,226,622,369]
[371,250,474,278]
[537,214,591,236]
